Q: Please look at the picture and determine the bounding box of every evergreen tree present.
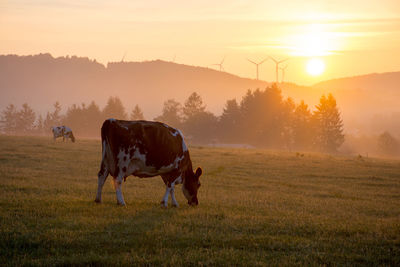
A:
[36,114,45,135]
[182,92,206,121]
[218,99,241,143]
[63,103,84,136]
[85,101,103,136]
[313,94,344,152]
[239,85,285,147]
[281,97,296,150]
[154,99,182,128]
[130,104,144,120]
[102,96,127,120]
[292,100,313,150]
[16,103,36,134]
[184,111,218,143]
[0,104,18,134]
[44,102,63,130]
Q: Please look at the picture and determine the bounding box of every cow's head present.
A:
[182,167,202,206]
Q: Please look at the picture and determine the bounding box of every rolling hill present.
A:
[0,53,399,135]
[0,53,268,119]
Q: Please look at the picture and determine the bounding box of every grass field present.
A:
[0,135,399,266]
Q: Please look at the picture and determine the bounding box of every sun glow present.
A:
[287,23,340,57]
[306,58,325,76]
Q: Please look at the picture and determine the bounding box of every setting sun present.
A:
[306,58,325,76]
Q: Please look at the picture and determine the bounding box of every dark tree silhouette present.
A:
[0,104,18,135]
[36,114,45,135]
[184,111,218,143]
[154,99,182,128]
[63,101,102,137]
[313,94,344,152]
[218,99,241,143]
[239,85,285,147]
[44,101,63,130]
[102,96,127,120]
[292,100,313,150]
[182,92,206,121]
[130,104,144,120]
[281,97,296,150]
[16,103,36,135]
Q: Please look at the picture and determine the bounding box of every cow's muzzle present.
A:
[188,197,198,206]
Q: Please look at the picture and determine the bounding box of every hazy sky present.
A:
[1,0,400,84]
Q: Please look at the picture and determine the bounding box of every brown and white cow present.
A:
[95,119,202,207]
[51,126,75,142]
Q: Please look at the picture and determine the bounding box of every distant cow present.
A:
[51,126,75,142]
[95,119,202,207]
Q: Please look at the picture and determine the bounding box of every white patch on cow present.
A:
[161,175,182,207]
[158,154,184,173]
[170,186,178,207]
[133,149,146,163]
[52,126,62,139]
[174,175,182,185]
[162,187,171,207]
[117,149,131,177]
[64,126,72,133]
[114,179,126,205]
[177,129,188,152]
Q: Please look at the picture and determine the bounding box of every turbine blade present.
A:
[247,59,256,65]
[269,56,277,63]
[259,58,268,65]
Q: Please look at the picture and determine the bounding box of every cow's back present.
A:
[101,119,187,175]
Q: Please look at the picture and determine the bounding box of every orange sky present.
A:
[1,0,400,85]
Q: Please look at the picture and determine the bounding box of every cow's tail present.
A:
[70,132,76,143]
[101,119,113,146]
[100,119,116,175]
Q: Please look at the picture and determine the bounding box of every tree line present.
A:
[1,84,349,152]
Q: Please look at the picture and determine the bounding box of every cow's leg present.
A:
[95,163,109,203]
[170,185,179,207]
[114,176,126,206]
[161,186,171,208]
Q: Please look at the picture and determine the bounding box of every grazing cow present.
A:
[95,119,202,207]
[51,126,75,142]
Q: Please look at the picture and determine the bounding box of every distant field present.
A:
[0,135,399,266]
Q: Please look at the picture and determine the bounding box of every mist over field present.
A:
[1,53,400,157]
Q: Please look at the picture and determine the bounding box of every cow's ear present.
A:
[195,167,202,179]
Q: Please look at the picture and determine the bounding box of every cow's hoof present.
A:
[160,201,168,208]
[117,202,126,207]
[172,203,179,208]
[94,199,101,204]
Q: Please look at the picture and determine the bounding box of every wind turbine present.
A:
[279,64,288,83]
[212,57,225,72]
[269,56,289,84]
[121,51,127,62]
[247,58,267,80]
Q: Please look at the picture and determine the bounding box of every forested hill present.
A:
[1,53,399,135]
[0,53,269,118]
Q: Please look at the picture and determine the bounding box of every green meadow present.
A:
[0,135,399,266]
